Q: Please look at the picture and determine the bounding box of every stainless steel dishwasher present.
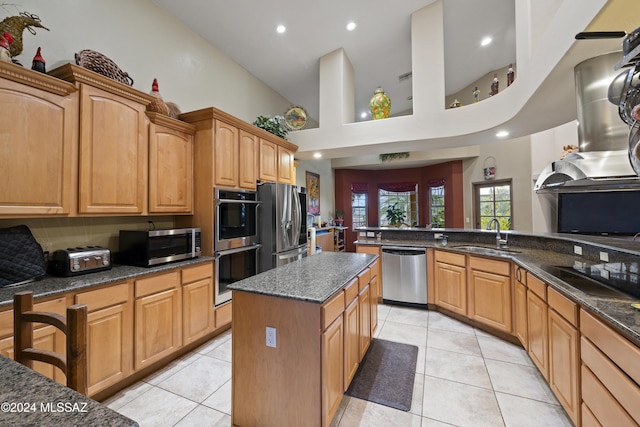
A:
[381,246,427,307]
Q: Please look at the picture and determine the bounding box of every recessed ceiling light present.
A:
[276,25,286,34]
[346,22,357,31]
[361,112,368,119]
[313,152,322,159]
[496,130,509,138]
[481,37,492,46]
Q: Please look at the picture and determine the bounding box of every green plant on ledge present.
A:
[253,115,288,140]
[385,202,406,226]
[380,152,410,162]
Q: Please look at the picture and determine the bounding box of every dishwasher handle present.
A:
[382,247,425,256]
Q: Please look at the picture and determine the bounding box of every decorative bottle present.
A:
[31,47,46,73]
[507,64,515,87]
[473,86,480,102]
[490,74,499,96]
[369,87,391,119]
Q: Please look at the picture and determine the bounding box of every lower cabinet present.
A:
[322,314,344,427]
[181,263,215,345]
[526,276,548,380]
[357,268,372,359]
[434,250,467,316]
[75,283,133,396]
[513,266,528,348]
[343,296,359,389]
[467,256,512,333]
[370,274,379,334]
[134,271,182,370]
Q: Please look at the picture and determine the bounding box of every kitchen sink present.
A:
[451,245,521,255]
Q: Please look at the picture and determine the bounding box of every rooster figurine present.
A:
[0,32,13,63]
[31,46,46,73]
[147,78,169,116]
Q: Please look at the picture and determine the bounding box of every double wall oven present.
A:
[214,188,260,307]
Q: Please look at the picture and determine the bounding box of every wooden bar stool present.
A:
[13,291,88,395]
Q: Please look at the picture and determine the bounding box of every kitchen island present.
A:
[228,252,379,427]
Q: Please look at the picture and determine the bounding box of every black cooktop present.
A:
[538,262,640,299]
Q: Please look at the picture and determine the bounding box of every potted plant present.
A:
[335,209,344,226]
[252,115,288,140]
[385,202,406,226]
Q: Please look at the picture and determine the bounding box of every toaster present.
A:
[49,246,112,277]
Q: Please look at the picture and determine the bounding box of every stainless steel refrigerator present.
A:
[257,182,308,272]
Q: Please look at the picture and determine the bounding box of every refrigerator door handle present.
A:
[292,185,302,246]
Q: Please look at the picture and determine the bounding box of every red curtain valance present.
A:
[427,179,445,187]
[377,182,417,192]
[351,182,369,193]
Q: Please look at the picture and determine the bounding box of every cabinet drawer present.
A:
[581,364,637,426]
[76,283,130,311]
[135,271,180,298]
[581,336,640,423]
[215,301,232,328]
[0,296,69,338]
[344,278,358,305]
[435,250,466,267]
[369,259,380,279]
[358,268,371,291]
[469,256,510,276]
[547,287,577,327]
[323,291,345,330]
[526,273,546,300]
[580,309,640,386]
[182,263,212,284]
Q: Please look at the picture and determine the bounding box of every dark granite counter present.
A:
[0,355,137,427]
[228,252,378,303]
[0,257,214,309]
[354,227,640,346]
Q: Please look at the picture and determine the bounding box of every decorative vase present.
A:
[369,87,391,119]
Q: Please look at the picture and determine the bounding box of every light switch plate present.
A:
[366,232,375,237]
[266,326,276,348]
[600,251,609,262]
[574,245,582,255]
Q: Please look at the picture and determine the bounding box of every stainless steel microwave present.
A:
[118,227,201,267]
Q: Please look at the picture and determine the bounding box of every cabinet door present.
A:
[513,278,528,348]
[149,122,193,213]
[343,298,359,390]
[359,285,371,360]
[468,269,512,333]
[0,77,75,216]
[277,145,295,184]
[78,84,148,214]
[316,232,335,252]
[214,120,238,188]
[322,315,343,427]
[434,261,467,316]
[182,277,214,345]
[527,290,548,379]
[370,275,379,334]
[548,308,580,425]
[259,138,277,182]
[238,130,258,189]
[75,283,133,396]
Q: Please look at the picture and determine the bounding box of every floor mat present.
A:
[345,338,418,411]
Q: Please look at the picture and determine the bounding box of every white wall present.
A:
[296,159,335,222]
[12,0,292,123]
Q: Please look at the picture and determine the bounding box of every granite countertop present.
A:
[0,355,137,427]
[228,252,378,304]
[356,237,640,346]
[0,257,214,309]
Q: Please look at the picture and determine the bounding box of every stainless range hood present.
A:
[534,52,640,193]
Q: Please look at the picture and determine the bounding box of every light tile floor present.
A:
[104,304,573,427]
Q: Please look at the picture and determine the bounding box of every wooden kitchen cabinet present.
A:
[277,145,295,184]
[0,63,77,216]
[147,112,195,214]
[134,271,182,370]
[547,287,580,426]
[322,314,344,427]
[513,265,528,348]
[239,130,258,189]
[214,120,239,188]
[343,280,359,390]
[468,256,512,333]
[316,231,335,253]
[182,263,215,345]
[358,279,371,359]
[526,273,548,380]
[49,64,154,215]
[259,138,278,182]
[75,282,133,396]
[370,274,379,334]
[434,250,467,316]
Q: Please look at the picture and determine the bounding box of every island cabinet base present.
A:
[232,291,322,427]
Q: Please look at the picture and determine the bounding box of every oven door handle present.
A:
[214,199,262,206]
[214,244,262,258]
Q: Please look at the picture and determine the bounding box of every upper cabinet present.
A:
[147,112,196,214]
[259,138,277,182]
[214,120,239,188]
[49,64,155,215]
[277,145,295,184]
[0,63,77,217]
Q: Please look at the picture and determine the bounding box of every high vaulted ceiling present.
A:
[152,0,516,124]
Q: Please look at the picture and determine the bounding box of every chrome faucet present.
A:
[486,218,508,248]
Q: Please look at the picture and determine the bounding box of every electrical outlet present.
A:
[359,232,366,238]
[599,251,609,262]
[266,326,277,348]
[434,233,443,239]
[366,231,375,237]
[573,245,582,255]
[600,269,610,280]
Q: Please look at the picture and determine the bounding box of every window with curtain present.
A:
[378,182,418,226]
[474,180,513,230]
[429,184,445,228]
[351,183,368,228]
